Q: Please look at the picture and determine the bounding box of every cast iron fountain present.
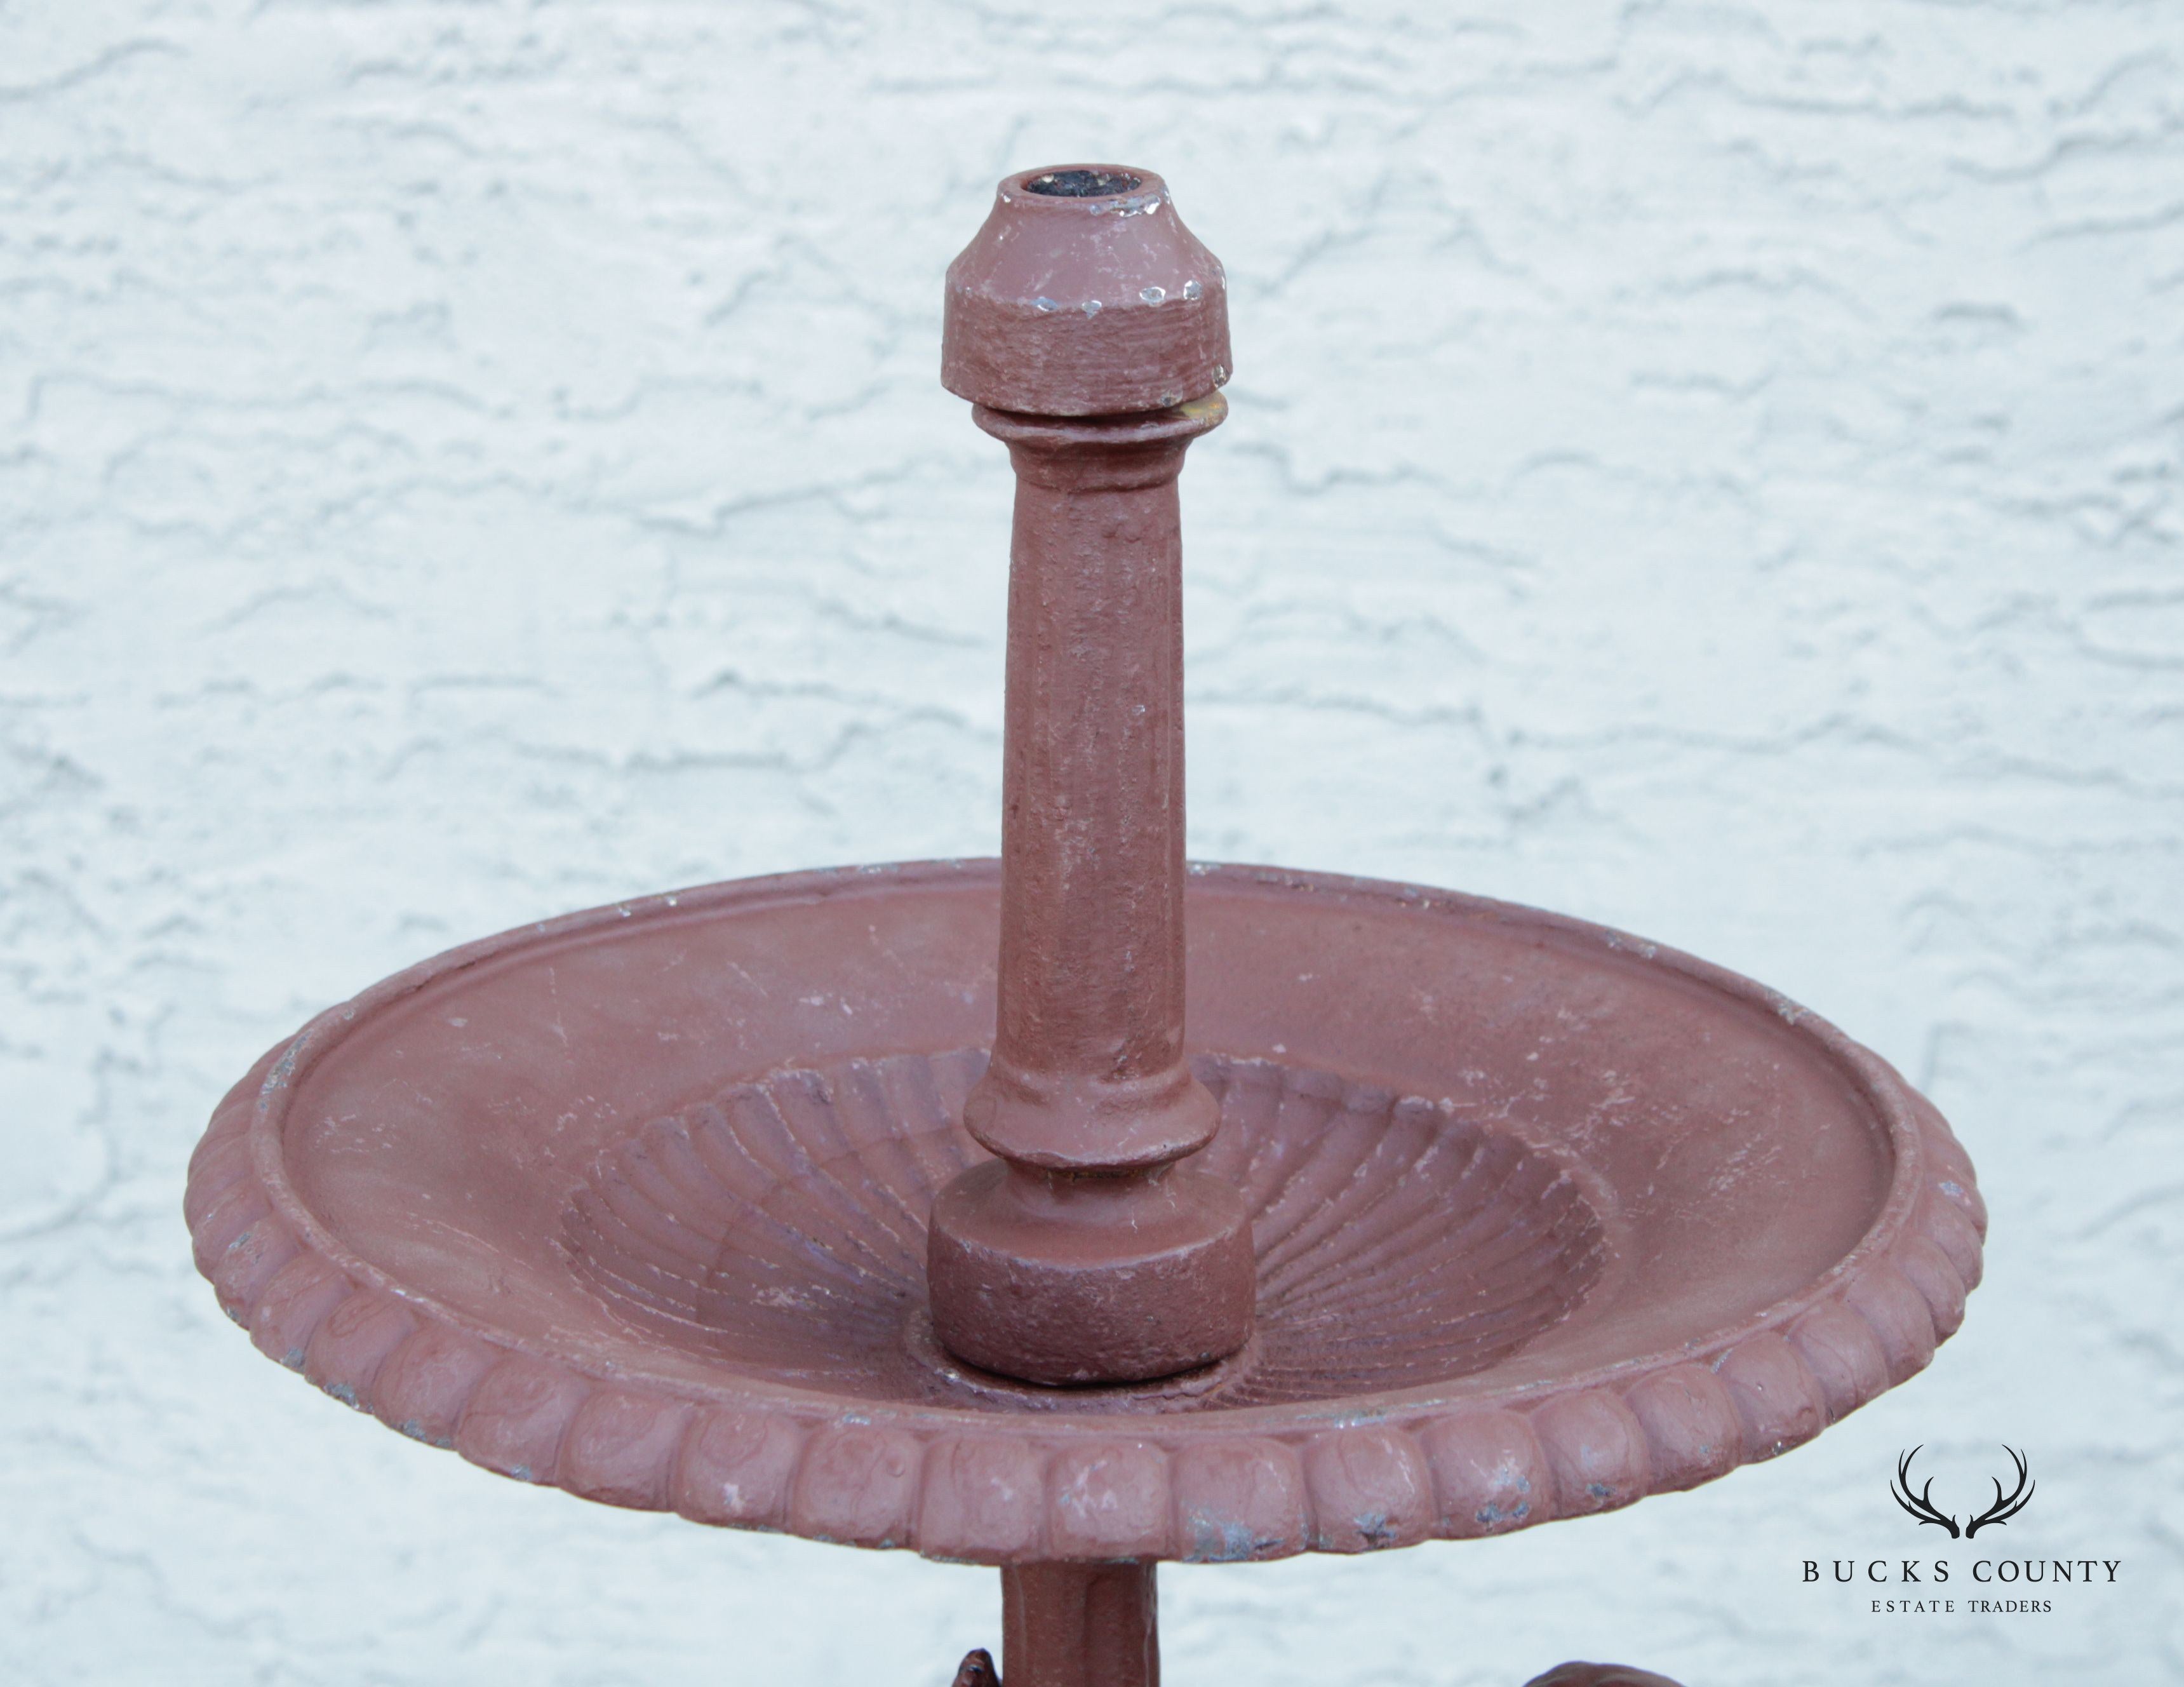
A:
[185,166,1986,1687]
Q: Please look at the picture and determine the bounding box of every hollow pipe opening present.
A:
[1022,168,1144,198]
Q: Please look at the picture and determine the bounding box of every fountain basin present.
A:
[185,859,1983,1564]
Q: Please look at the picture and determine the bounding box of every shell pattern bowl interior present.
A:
[186,859,1984,1564]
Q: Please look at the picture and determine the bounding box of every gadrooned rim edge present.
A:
[183,859,1986,1564]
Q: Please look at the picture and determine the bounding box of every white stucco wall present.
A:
[4,3,2179,1683]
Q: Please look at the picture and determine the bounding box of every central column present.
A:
[980,402,1217,1176]
[925,165,1255,1385]
[1003,1563,1158,1687]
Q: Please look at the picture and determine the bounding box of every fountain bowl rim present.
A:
[184,857,1985,1564]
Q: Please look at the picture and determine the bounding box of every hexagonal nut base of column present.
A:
[927,1159,1256,1386]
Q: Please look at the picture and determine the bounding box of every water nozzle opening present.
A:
[1023,168,1144,199]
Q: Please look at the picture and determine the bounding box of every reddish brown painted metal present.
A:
[1002,1563,1158,1687]
[928,166,1254,1387]
[927,398,1251,1385]
[942,166,1229,417]
[181,161,1983,1687]
[184,858,1984,1559]
[952,1648,1002,1687]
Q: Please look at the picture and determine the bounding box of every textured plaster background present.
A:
[4,2,2181,1683]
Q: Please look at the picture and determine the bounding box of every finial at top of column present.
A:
[942,165,1232,417]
